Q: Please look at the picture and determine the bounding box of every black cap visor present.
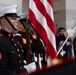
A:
[5,13,20,18]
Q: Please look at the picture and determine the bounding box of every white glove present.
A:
[24,62,36,73]
[67,29,75,37]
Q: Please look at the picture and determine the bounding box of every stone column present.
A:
[66,0,76,29]
[22,0,29,13]
[53,0,66,31]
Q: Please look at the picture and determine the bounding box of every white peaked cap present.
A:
[18,12,28,19]
[0,4,18,17]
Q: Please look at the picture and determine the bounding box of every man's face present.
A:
[60,29,68,37]
[7,16,19,30]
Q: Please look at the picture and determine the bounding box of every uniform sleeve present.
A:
[0,42,16,75]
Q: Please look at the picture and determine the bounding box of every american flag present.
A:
[28,0,57,63]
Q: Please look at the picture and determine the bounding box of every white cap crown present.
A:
[0,4,18,17]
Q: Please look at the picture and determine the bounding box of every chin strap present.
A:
[4,16,17,31]
[19,20,26,29]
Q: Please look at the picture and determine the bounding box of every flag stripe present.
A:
[40,0,54,21]
[29,0,56,51]
[29,9,48,43]
[29,0,56,59]
[47,0,53,6]
[34,0,55,34]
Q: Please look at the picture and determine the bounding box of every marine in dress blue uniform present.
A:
[0,5,27,75]
[16,13,46,66]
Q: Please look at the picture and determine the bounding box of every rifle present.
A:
[25,18,33,65]
[25,18,44,69]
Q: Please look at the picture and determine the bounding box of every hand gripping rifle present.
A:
[57,23,76,56]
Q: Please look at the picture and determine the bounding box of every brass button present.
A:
[17,49,19,51]
[20,66,22,69]
[12,39,14,41]
[12,51,14,53]
[0,34,2,36]
[19,60,21,63]
[14,44,17,46]
[8,34,11,37]
[22,50,24,52]
[18,54,20,57]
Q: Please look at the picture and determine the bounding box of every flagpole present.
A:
[57,23,76,56]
